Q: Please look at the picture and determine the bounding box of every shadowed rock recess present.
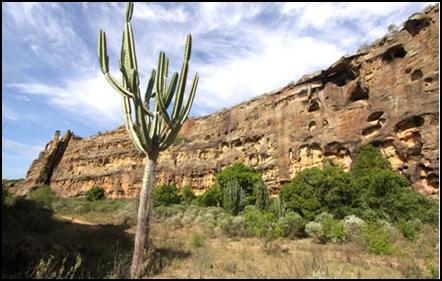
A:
[12,5,439,199]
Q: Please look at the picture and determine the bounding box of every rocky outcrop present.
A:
[10,130,74,196]
[15,5,439,199]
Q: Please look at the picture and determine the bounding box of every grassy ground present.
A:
[2,186,439,279]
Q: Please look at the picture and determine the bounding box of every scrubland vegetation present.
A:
[2,145,439,278]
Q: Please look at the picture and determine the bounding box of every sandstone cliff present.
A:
[13,5,439,199]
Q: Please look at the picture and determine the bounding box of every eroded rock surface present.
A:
[14,5,439,199]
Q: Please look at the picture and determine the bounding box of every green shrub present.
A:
[242,205,277,239]
[275,210,306,238]
[198,186,222,207]
[343,215,365,241]
[154,184,181,206]
[350,145,392,177]
[280,166,357,220]
[181,186,196,204]
[222,179,246,215]
[85,187,105,201]
[362,222,394,255]
[322,218,346,244]
[27,185,58,206]
[219,215,248,237]
[305,222,325,243]
[355,169,438,225]
[215,163,261,204]
[254,180,270,211]
[189,233,205,248]
[396,220,418,242]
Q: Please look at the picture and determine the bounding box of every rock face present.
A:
[14,5,439,199]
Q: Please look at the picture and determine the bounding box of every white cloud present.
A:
[2,138,44,157]
[134,3,188,22]
[8,73,123,128]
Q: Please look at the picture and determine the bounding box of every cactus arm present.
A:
[165,72,178,107]
[179,73,199,124]
[122,95,146,154]
[172,34,191,119]
[144,69,156,109]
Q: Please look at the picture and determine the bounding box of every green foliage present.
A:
[216,163,261,201]
[27,185,58,207]
[361,222,394,255]
[219,215,248,237]
[181,186,196,204]
[242,206,277,239]
[355,168,438,225]
[254,180,270,211]
[269,195,286,218]
[275,211,306,238]
[396,220,418,242]
[279,145,438,226]
[85,186,105,201]
[98,4,199,157]
[222,179,246,215]
[280,166,356,220]
[322,218,347,244]
[350,145,392,177]
[198,186,222,207]
[154,184,181,206]
[189,233,205,248]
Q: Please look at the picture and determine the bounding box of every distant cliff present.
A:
[12,5,439,199]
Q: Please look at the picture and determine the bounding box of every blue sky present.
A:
[2,2,434,179]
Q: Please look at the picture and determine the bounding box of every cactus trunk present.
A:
[130,156,157,277]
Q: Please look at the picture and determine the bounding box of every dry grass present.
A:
[147,222,439,279]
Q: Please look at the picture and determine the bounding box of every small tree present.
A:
[97,2,199,277]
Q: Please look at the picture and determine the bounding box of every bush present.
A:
[215,163,261,204]
[27,185,58,206]
[181,186,196,204]
[154,184,181,206]
[189,233,205,248]
[305,222,325,243]
[396,220,418,242]
[254,180,270,211]
[275,211,306,238]
[242,205,277,239]
[198,186,222,207]
[362,222,394,255]
[85,187,105,201]
[280,166,357,220]
[343,215,365,241]
[322,218,346,244]
[355,168,438,225]
[219,215,248,237]
[222,179,246,215]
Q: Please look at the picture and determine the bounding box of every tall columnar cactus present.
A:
[272,195,286,218]
[254,180,270,211]
[223,179,246,215]
[97,2,198,277]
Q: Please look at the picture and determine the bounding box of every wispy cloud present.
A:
[2,138,44,158]
[8,73,123,129]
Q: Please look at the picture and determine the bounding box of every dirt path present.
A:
[57,215,97,225]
